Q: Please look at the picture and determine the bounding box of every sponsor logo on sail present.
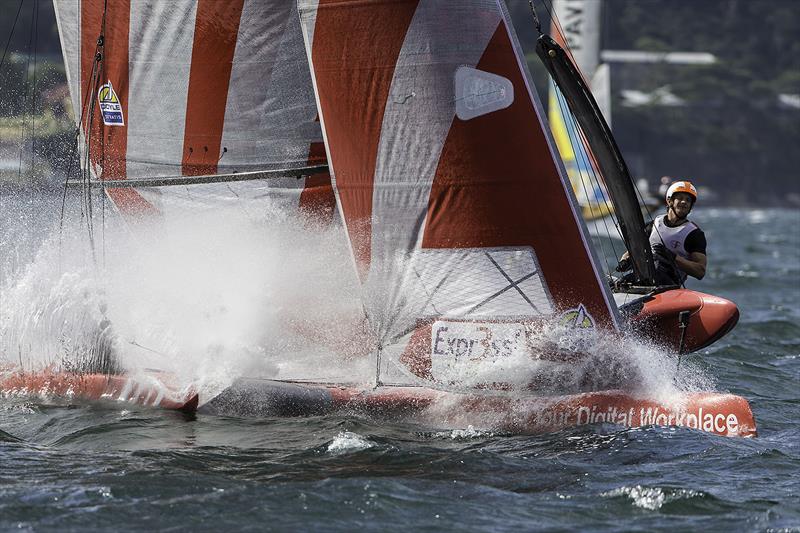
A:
[98,81,124,126]
[558,304,594,329]
[454,66,514,121]
[431,321,525,361]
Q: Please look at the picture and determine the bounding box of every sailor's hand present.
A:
[615,257,632,272]
[652,243,676,261]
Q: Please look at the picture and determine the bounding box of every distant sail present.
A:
[548,0,612,221]
[53,0,334,221]
[299,0,619,384]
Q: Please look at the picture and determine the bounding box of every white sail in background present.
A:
[551,0,602,80]
[53,0,335,221]
[299,0,619,386]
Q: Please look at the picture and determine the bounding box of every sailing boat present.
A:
[1,0,754,437]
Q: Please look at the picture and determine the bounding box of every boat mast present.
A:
[536,33,656,285]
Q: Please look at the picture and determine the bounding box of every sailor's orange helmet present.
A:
[665,181,698,204]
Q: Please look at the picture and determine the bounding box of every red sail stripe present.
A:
[80,0,129,179]
[105,188,158,215]
[181,0,245,176]
[100,0,130,180]
[422,22,614,328]
[298,141,335,225]
[81,1,155,214]
[310,0,420,276]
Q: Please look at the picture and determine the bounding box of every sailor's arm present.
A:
[675,252,706,280]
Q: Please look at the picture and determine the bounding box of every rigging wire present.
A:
[60,34,106,239]
[98,0,111,269]
[61,0,111,268]
[534,0,623,271]
[551,85,618,273]
[16,0,36,186]
[31,0,39,187]
[0,0,25,77]
[79,47,105,265]
[539,0,664,282]
[542,0,685,289]
[560,85,625,260]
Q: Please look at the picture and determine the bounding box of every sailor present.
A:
[617,180,707,286]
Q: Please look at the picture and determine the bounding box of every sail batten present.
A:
[64,165,330,189]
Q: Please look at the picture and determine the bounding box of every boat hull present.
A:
[200,378,756,438]
[625,289,740,353]
[0,370,198,412]
[1,370,755,437]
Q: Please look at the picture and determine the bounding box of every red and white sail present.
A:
[53,0,335,221]
[299,0,620,384]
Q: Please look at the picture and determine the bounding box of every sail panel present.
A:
[81,0,130,178]
[370,2,501,276]
[181,0,245,177]
[127,0,197,180]
[300,0,619,385]
[421,18,612,324]
[301,0,421,274]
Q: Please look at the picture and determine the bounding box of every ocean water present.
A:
[1,190,798,532]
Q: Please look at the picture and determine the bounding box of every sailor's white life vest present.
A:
[649,215,699,260]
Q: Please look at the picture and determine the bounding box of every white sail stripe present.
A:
[297,0,320,52]
[369,1,501,268]
[220,0,319,183]
[52,0,81,129]
[495,1,620,328]
[126,0,197,179]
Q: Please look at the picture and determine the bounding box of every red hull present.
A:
[331,386,756,438]
[1,372,755,438]
[0,370,198,412]
[630,289,739,353]
[199,379,757,438]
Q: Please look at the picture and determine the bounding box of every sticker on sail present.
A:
[454,66,514,121]
[98,81,124,126]
[430,320,526,365]
[559,304,595,329]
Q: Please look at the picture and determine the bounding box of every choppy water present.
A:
[1,191,798,532]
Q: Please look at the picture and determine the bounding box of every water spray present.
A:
[675,310,691,377]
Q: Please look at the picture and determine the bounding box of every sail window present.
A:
[454,66,514,121]
[407,247,554,319]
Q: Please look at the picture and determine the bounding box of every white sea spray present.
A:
[327,431,374,453]
[0,195,373,398]
[602,485,703,511]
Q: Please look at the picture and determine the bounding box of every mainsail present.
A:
[53,0,335,222]
[298,0,620,385]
